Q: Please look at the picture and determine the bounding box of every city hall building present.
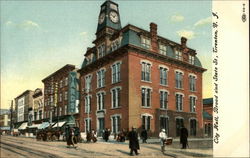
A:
[78,0,206,137]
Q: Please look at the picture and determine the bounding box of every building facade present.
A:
[0,110,10,132]
[42,64,79,126]
[78,0,206,137]
[14,90,34,128]
[32,88,44,123]
[203,98,213,137]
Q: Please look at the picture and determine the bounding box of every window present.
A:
[59,107,62,116]
[176,118,184,136]
[85,119,92,132]
[160,117,169,134]
[160,91,168,109]
[175,50,182,60]
[159,44,167,55]
[111,115,121,134]
[205,123,212,137]
[111,87,121,108]
[141,37,151,49]
[98,44,105,58]
[51,85,54,93]
[189,75,196,91]
[189,55,195,65]
[34,112,37,121]
[65,105,67,115]
[190,119,197,136]
[39,110,42,120]
[111,62,121,84]
[142,115,151,130]
[97,69,105,88]
[189,96,196,112]
[60,80,63,88]
[85,75,92,92]
[141,62,151,82]
[59,93,62,102]
[64,91,68,100]
[97,92,105,110]
[55,107,57,116]
[176,93,183,111]
[50,96,54,105]
[65,77,68,86]
[175,71,183,89]
[85,96,91,113]
[160,67,168,85]
[141,88,151,107]
[111,40,120,51]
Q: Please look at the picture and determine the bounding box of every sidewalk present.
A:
[97,137,213,149]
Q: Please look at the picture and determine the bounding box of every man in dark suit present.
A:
[128,127,140,156]
[180,126,188,149]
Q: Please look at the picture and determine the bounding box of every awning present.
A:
[0,127,10,130]
[18,122,28,130]
[52,121,66,128]
[27,124,41,129]
[38,122,50,129]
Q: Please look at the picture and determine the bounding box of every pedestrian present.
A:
[65,125,75,148]
[127,126,140,156]
[140,126,148,143]
[103,128,110,142]
[159,129,167,152]
[180,126,188,149]
[69,127,77,148]
[91,129,97,143]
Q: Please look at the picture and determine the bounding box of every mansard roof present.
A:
[80,23,205,70]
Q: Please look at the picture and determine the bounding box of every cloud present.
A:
[5,21,14,26]
[79,32,88,37]
[177,30,195,39]
[171,15,184,22]
[19,20,40,30]
[194,17,212,27]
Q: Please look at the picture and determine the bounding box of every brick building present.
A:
[42,64,79,126]
[203,98,213,137]
[14,90,34,129]
[78,0,206,137]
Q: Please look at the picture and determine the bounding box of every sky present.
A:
[1,0,212,109]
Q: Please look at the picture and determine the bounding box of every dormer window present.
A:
[175,50,182,60]
[189,55,195,65]
[159,44,167,55]
[141,37,151,49]
[110,3,118,11]
[98,44,105,58]
[111,40,120,52]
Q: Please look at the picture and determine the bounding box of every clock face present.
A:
[109,11,119,23]
[99,13,105,24]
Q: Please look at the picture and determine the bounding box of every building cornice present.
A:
[78,43,206,75]
[42,64,76,82]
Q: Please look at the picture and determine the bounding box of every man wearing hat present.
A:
[159,129,168,152]
[127,126,140,156]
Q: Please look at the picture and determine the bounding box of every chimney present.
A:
[181,37,187,47]
[150,22,158,53]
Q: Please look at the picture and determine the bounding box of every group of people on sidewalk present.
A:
[128,126,189,156]
[64,125,189,156]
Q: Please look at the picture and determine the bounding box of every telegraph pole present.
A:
[10,100,13,132]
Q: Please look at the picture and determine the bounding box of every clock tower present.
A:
[96,0,122,35]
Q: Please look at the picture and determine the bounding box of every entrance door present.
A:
[176,118,184,137]
[98,118,105,136]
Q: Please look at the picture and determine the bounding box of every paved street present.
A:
[0,135,212,158]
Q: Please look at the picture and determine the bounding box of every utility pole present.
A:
[10,100,13,132]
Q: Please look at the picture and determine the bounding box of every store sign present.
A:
[17,97,25,122]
